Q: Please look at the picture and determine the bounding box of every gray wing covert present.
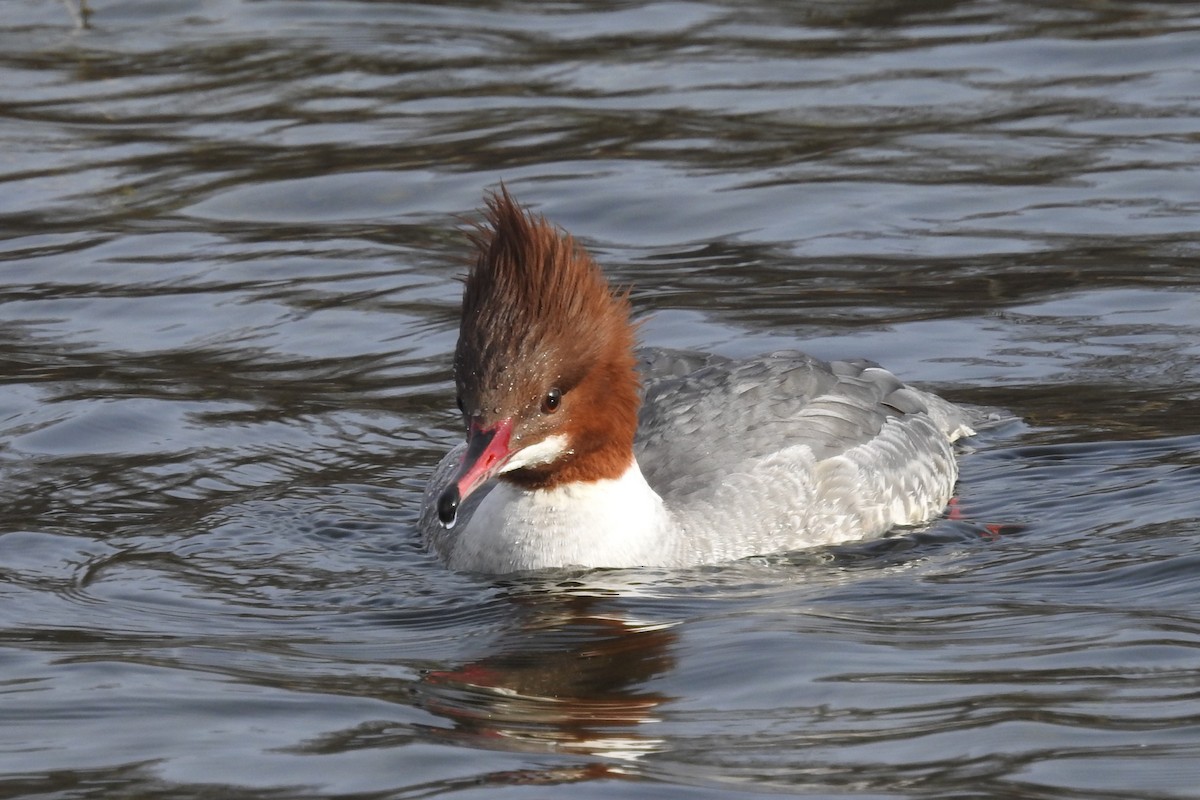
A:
[634,349,964,502]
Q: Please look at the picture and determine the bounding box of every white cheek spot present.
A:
[500,433,570,473]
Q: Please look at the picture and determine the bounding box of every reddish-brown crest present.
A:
[454,188,641,487]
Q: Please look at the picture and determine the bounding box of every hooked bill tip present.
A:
[437,486,461,529]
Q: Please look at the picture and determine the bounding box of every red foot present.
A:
[947,496,1004,541]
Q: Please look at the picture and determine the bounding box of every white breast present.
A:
[442,461,674,573]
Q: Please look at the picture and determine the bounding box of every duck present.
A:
[419,188,975,573]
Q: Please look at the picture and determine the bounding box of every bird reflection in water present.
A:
[421,594,676,766]
[285,591,679,790]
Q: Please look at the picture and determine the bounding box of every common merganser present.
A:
[420,189,975,573]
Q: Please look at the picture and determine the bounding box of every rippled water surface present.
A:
[3,1,1200,797]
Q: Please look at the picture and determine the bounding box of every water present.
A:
[2,1,1199,797]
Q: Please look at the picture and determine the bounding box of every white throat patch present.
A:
[499,433,570,473]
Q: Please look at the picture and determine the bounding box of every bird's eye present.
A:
[542,388,562,413]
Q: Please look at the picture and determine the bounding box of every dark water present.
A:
[3,1,1200,797]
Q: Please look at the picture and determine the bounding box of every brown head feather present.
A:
[454,188,640,487]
